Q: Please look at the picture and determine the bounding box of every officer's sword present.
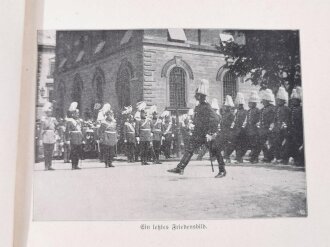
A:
[209,140,214,173]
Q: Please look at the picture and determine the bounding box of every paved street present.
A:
[33,158,307,220]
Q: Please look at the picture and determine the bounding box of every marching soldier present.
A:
[123,106,136,163]
[135,102,152,165]
[242,91,260,163]
[65,102,84,170]
[150,106,163,164]
[40,102,58,171]
[99,109,117,167]
[268,86,291,163]
[251,89,275,163]
[225,93,248,163]
[167,79,227,178]
[162,111,173,159]
[196,99,221,161]
[221,95,236,163]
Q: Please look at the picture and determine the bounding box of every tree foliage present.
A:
[218,30,301,94]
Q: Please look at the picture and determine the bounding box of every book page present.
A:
[14,0,330,246]
[0,0,25,247]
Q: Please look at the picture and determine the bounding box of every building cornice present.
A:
[142,38,223,54]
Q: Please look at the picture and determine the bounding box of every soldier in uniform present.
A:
[40,102,58,171]
[285,88,304,166]
[133,110,141,162]
[135,102,152,165]
[268,86,291,163]
[167,79,227,178]
[96,103,111,162]
[150,106,163,164]
[65,102,84,170]
[162,111,173,159]
[221,95,236,163]
[99,110,117,167]
[123,107,136,163]
[179,114,193,152]
[251,89,276,163]
[242,91,260,163]
[225,93,248,163]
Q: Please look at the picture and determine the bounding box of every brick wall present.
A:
[54,44,143,116]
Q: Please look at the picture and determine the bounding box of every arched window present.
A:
[223,71,237,101]
[169,67,186,108]
[71,75,83,112]
[95,75,104,103]
[116,67,131,109]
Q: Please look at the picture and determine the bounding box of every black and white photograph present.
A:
[34,29,306,221]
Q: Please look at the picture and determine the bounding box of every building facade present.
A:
[36,30,56,120]
[54,29,259,118]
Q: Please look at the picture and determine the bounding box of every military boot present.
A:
[167,152,193,175]
[215,155,227,178]
[215,166,226,178]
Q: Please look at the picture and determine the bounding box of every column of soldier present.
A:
[38,79,304,179]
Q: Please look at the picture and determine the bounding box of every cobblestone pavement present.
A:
[33,158,307,220]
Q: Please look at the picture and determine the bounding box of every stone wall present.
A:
[143,43,232,113]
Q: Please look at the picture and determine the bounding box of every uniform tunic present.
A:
[226,108,248,159]
[162,121,173,158]
[66,118,83,167]
[178,101,225,170]
[151,118,163,161]
[217,110,235,152]
[135,118,152,163]
[269,105,291,160]
[123,122,136,143]
[41,117,58,169]
[99,119,117,165]
[285,105,304,165]
[123,121,136,162]
[180,121,193,151]
[253,104,275,161]
[151,119,163,141]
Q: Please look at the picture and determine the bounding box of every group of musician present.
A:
[37,84,304,171]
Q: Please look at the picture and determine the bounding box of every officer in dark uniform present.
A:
[285,88,304,166]
[151,106,163,164]
[220,95,237,162]
[242,91,260,163]
[268,86,291,163]
[133,111,141,162]
[225,93,248,163]
[251,89,275,163]
[167,79,227,178]
[123,113,136,163]
[135,106,152,165]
